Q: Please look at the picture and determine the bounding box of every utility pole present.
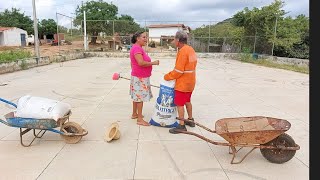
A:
[56,12,60,54]
[32,0,40,63]
[208,21,211,53]
[82,1,88,51]
[84,11,87,51]
[113,20,115,51]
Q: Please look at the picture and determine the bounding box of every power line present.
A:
[0,2,79,9]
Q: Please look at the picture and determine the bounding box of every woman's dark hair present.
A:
[131,31,144,43]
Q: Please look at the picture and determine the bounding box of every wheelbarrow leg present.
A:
[19,128,46,147]
[230,146,257,164]
[229,147,244,154]
[33,129,46,138]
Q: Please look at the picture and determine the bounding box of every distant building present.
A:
[0,27,28,47]
[148,24,191,43]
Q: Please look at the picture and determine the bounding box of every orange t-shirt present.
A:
[164,45,197,92]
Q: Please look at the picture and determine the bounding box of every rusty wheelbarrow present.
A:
[175,116,300,164]
[0,98,88,147]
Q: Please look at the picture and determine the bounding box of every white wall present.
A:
[2,28,28,46]
[149,27,183,42]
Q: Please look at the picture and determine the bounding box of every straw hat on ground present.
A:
[104,122,121,142]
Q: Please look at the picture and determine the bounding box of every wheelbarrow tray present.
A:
[4,111,71,129]
[215,116,291,145]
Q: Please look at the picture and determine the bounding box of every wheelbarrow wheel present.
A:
[60,122,84,144]
[260,133,296,164]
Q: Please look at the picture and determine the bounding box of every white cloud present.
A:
[0,0,309,29]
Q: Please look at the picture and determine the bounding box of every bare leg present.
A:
[132,101,138,118]
[185,102,193,119]
[136,102,150,126]
[131,101,144,119]
[177,106,185,125]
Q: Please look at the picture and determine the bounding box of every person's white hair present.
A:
[175,30,188,44]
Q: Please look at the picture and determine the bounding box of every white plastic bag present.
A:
[15,95,71,120]
[149,80,178,127]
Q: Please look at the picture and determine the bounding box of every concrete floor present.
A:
[0,57,309,180]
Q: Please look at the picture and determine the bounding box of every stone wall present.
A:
[0,51,86,74]
[0,52,308,74]
[258,54,309,67]
[0,56,50,74]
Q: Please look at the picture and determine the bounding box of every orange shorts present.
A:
[174,90,193,106]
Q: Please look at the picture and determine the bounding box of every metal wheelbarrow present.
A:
[0,98,88,147]
[176,116,300,164]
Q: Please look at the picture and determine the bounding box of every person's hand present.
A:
[152,60,159,65]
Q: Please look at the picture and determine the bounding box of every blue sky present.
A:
[0,0,309,28]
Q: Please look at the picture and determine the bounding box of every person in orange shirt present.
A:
[164,30,197,134]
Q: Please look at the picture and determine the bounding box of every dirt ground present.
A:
[27,41,84,57]
[0,41,83,57]
[0,40,174,58]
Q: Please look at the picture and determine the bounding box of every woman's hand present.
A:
[152,60,159,65]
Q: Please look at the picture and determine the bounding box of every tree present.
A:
[39,19,57,38]
[115,14,144,36]
[232,0,309,58]
[192,21,244,51]
[74,0,118,44]
[274,15,309,58]
[0,8,33,34]
[232,0,286,38]
[74,0,143,44]
[232,0,287,54]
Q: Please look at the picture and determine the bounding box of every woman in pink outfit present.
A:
[130,32,159,126]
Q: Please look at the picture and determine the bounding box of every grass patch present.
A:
[239,53,309,74]
[0,50,32,63]
[19,59,28,70]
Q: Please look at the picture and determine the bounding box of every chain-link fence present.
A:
[55,17,274,55]
[53,13,82,56]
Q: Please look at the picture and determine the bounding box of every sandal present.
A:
[185,118,195,127]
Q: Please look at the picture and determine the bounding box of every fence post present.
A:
[239,38,242,53]
[223,37,226,53]
[113,20,115,51]
[192,35,195,48]
[145,20,148,51]
[253,29,257,53]
[271,16,278,56]
[56,12,60,55]
[208,21,211,53]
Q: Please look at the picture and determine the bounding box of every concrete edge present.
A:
[0,52,308,75]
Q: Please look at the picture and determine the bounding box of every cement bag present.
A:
[15,95,71,121]
[149,80,178,127]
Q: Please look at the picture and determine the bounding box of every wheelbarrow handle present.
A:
[180,119,216,133]
[0,98,17,108]
[0,119,10,126]
[120,76,160,88]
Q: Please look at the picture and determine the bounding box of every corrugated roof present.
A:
[148,24,184,28]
